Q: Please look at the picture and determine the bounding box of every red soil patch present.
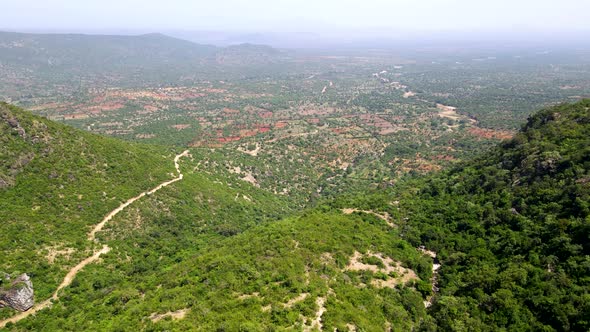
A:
[223,108,240,115]
[274,121,288,129]
[239,130,259,137]
[330,128,349,134]
[83,102,125,114]
[91,96,106,103]
[142,105,158,112]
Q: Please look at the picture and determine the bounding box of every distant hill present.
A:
[0,31,288,98]
[215,43,286,65]
[0,31,218,69]
[0,31,288,71]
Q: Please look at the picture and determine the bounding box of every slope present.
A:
[6,206,434,331]
[0,108,434,331]
[389,99,590,330]
[0,31,218,69]
[0,102,180,307]
[2,98,589,330]
[0,103,293,327]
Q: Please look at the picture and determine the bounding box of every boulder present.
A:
[0,273,34,311]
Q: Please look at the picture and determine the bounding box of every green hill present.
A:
[0,103,292,326]
[0,31,218,69]
[0,31,290,99]
[0,102,177,304]
[391,99,590,330]
[1,100,589,331]
[0,31,221,98]
[0,106,432,330]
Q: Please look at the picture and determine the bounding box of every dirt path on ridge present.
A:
[0,150,190,329]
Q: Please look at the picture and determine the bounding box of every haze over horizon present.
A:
[3,0,590,46]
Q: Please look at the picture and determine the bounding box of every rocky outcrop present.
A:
[1,112,26,139]
[0,274,34,311]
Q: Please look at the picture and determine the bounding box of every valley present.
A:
[6,41,590,207]
[1,30,589,331]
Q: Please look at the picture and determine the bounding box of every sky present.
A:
[2,0,589,37]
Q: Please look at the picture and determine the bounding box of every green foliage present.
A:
[396,100,590,331]
[2,98,590,331]
[9,206,431,331]
[0,103,175,314]
[361,256,386,268]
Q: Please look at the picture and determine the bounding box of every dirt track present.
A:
[0,150,190,329]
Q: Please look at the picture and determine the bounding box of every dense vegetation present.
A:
[0,104,435,330]
[4,100,588,330]
[393,99,590,330]
[10,209,433,331]
[1,49,589,329]
[0,102,177,311]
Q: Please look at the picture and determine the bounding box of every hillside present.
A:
[0,102,177,308]
[6,208,434,331]
[0,103,293,327]
[0,107,435,330]
[1,100,589,330]
[0,31,289,99]
[0,31,218,69]
[371,99,589,330]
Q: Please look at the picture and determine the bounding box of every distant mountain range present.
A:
[0,31,292,99]
[0,31,287,70]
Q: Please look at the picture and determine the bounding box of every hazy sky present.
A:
[3,0,589,34]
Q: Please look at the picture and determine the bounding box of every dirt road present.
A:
[0,150,190,329]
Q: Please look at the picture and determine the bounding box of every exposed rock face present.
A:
[0,274,34,311]
[1,113,26,139]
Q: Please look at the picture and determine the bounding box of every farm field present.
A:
[7,45,590,202]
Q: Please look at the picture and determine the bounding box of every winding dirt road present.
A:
[89,150,189,241]
[0,150,190,329]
